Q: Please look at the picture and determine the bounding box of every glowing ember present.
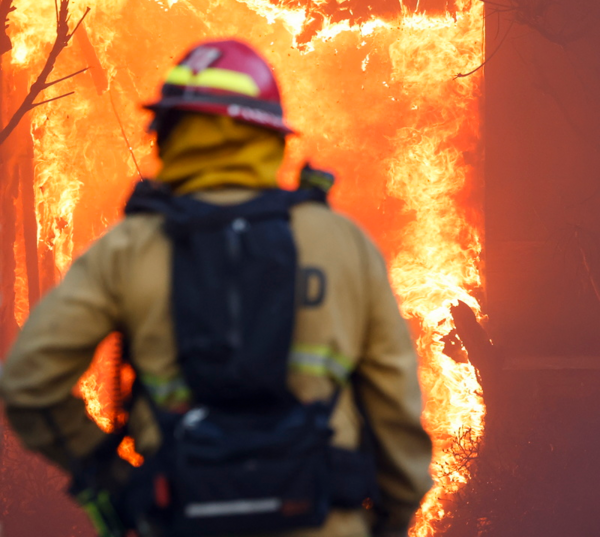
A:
[6,0,485,530]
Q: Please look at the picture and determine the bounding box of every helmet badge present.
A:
[184,47,222,75]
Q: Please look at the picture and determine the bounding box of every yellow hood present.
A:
[156,114,285,194]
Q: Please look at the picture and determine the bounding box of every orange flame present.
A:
[8,0,485,530]
[386,5,486,534]
[13,180,30,328]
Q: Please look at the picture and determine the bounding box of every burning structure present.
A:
[1,0,599,536]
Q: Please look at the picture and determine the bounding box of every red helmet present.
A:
[145,40,293,135]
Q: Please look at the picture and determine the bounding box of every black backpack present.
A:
[117,179,377,536]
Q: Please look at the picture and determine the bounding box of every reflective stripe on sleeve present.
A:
[140,373,192,408]
[289,344,354,384]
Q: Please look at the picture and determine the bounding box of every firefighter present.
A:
[0,40,432,537]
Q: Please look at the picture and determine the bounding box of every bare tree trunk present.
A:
[1,64,40,350]
[0,58,18,359]
[19,115,39,306]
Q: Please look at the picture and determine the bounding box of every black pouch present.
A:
[330,446,380,509]
[169,403,333,537]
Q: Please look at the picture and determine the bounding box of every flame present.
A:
[118,436,144,467]
[13,181,29,328]
[77,364,114,433]
[387,3,484,356]
[386,4,485,533]
[7,0,485,530]
[236,0,308,38]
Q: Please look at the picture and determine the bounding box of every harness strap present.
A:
[125,180,327,222]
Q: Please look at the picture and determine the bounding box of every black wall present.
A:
[485,0,600,359]
[453,2,600,536]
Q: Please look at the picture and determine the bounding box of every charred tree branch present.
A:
[109,89,143,180]
[0,1,90,147]
[455,19,515,79]
[68,7,91,39]
[31,92,76,108]
[45,67,89,88]
[481,0,512,7]
[451,301,503,404]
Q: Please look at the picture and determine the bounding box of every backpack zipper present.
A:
[226,218,248,354]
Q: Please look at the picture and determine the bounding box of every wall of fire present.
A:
[1,1,600,536]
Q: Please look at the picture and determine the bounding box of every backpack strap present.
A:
[124,179,328,220]
[124,180,330,410]
[124,180,175,216]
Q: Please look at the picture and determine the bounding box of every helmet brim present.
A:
[143,95,295,136]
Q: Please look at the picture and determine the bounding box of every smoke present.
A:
[507,0,600,45]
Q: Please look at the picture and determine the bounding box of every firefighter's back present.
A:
[93,188,431,536]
